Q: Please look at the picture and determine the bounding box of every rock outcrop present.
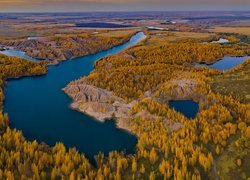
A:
[63,79,135,130]
[63,78,186,132]
[156,76,200,101]
[167,78,198,99]
[0,32,134,63]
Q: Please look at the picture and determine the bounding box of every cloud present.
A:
[1,0,250,11]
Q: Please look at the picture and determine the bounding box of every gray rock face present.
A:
[0,38,65,61]
[63,77,190,133]
[168,78,198,99]
[64,81,118,103]
[63,79,134,129]
[157,77,199,101]
[0,34,133,63]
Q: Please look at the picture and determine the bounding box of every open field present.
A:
[223,20,250,27]
[143,31,215,47]
[1,11,250,38]
[94,28,142,37]
[209,26,250,36]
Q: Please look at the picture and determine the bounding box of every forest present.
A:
[0,29,249,179]
[75,30,250,179]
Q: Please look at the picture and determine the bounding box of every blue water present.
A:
[4,32,146,162]
[211,38,229,44]
[169,100,199,119]
[196,56,249,71]
[0,49,38,61]
[27,36,43,40]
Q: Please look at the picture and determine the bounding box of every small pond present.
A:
[169,100,199,119]
[196,56,249,71]
[211,38,229,44]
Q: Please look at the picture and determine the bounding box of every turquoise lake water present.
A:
[4,32,146,162]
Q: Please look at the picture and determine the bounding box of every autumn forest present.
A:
[0,12,249,180]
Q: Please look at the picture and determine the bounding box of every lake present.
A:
[4,32,146,162]
[27,36,43,40]
[75,22,132,28]
[0,49,39,61]
[196,56,249,71]
[169,100,199,119]
[211,38,229,43]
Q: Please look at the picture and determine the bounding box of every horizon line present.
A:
[1,10,250,13]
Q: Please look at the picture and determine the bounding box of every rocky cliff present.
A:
[63,78,136,131]
[63,76,191,132]
[0,32,134,64]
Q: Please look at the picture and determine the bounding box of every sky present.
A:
[0,0,250,12]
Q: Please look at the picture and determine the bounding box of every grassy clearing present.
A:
[94,28,141,37]
[223,20,250,27]
[145,31,214,46]
[213,134,250,180]
[209,26,250,36]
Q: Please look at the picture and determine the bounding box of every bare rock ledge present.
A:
[63,79,135,131]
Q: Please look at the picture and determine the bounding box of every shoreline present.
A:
[63,81,136,133]
[0,31,139,65]
[69,102,133,133]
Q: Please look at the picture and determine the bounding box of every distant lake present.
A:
[211,38,229,43]
[75,22,132,28]
[196,56,249,71]
[0,49,39,61]
[4,32,146,163]
[27,36,43,40]
[169,100,199,119]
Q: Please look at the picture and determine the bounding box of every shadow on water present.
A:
[4,32,146,163]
